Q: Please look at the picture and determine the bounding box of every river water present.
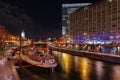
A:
[17,51,120,80]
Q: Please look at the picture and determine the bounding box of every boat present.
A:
[20,43,57,69]
[33,41,50,53]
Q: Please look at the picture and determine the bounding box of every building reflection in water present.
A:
[95,61,104,80]
[61,53,72,78]
[62,53,71,72]
[112,65,120,80]
[77,57,91,80]
[52,51,120,80]
[54,51,92,80]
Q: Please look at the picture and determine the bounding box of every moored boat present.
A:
[20,47,57,68]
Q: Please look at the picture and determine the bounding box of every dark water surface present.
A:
[17,51,120,80]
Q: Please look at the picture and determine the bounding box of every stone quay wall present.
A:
[49,46,120,64]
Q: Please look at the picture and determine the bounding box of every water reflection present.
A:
[57,52,73,79]
[53,51,120,80]
[18,51,120,80]
[112,65,120,80]
[78,57,92,80]
[61,53,71,73]
[54,51,93,80]
[95,61,105,80]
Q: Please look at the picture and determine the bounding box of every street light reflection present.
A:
[78,58,91,80]
[61,53,72,75]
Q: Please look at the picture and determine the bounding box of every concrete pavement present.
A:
[0,50,20,80]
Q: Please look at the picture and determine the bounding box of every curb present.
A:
[10,61,21,80]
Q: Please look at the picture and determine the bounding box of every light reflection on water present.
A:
[95,61,104,80]
[18,51,120,80]
[78,57,92,80]
[112,65,120,80]
[53,51,120,80]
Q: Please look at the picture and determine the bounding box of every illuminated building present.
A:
[62,3,92,36]
[62,3,91,43]
[0,25,20,42]
[70,0,120,44]
[0,25,8,41]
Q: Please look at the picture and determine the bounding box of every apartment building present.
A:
[70,0,120,44]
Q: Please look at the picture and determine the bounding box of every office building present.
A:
[62,3,92,37]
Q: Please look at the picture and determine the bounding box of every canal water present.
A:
[17,51,120,80]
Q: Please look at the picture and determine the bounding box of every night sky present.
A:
[0,0,97,39]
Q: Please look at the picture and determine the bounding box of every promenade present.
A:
[0,48,20,80]
[50,45,120,64]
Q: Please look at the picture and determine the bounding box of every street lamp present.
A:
[21,30,25,39]
[19,30,25,66]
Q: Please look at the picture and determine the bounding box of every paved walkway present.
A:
[0,61,15,80]
[0,48,20,80]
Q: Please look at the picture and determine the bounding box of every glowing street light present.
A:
[21,30,25,39]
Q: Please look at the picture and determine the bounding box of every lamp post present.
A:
[19,30,25,66]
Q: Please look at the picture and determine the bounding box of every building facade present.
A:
[70,0,120,44]
[62,3,91,43]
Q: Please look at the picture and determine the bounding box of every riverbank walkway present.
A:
[0,49,20,80]
[50,45,120,64]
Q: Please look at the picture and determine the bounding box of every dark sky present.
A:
[0,0,97,39]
